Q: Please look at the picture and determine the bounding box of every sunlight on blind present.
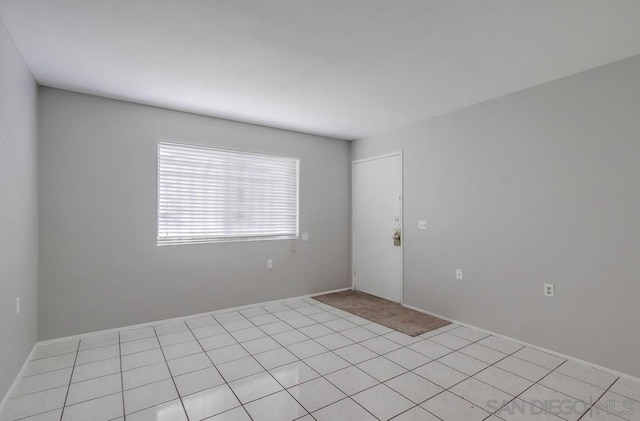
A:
[157,142,299,245]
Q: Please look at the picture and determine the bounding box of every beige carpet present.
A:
[312,290,450,336]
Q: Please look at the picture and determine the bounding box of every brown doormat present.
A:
[312,290,450,337]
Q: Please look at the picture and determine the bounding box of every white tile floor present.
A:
[2,297,639,421]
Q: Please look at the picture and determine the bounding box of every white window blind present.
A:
[157,142,299,245]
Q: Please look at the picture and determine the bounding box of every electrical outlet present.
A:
[544,283,555,298]
[267,259,273,269]
[418,220,427,230]
[456,269,463,280]
[16,297,20,316]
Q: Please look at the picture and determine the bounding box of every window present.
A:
[157,142,299,245]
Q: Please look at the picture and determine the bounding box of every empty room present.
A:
[1,1,639,420]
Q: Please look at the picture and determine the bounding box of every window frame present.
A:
[156,141,300,246]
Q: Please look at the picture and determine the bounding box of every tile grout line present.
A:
[16,319,437,380]
[507,357,623,420]
[32,289,351,348]
[19,304,341,414]
[315,380,385,420]
[6,317,545,417]
[210,313,586,397]
[311,308,622,420]
[17,325,516,420]
[309,309,487,419]
[58,341,81,421]
[388,363,490,418]
[471,346,558,420]
[392,329,518,420]
[54,325,533,421]
[217,302,362,417]
[145,318,524,415]
[17,310,534,381]
[8,299,630,421]
[260,304,388,420]
[183,317,255,421]
[492,359,569,420]
[16,328,619,420]
[401,329,596,420]
[50,306,523,418]
[29,350,82,363]
[576,377,621,421]
[297,322,591,420]
[151,325,191,420]
[270,303,384,420]
[118,333,126,421]
[19,366,75,380]
[242,301,466,418]
[217,308,316,419]
[211,305,380,418]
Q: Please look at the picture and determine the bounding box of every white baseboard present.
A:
[2,288,348,410]
[0,343,37,415]
[9,287,636,410]
[403,303,640,384]
[38,287,351,346]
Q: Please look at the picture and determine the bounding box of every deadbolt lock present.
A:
[393,229,401,246]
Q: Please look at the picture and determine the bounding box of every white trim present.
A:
[352,151,404,165]
[0,343,37,414]
[156,141,300,246]
[4,288,639,410]
[37,288,350,346]
[403,303,640,384]
[351,151,404,304]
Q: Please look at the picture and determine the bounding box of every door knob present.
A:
[393,229,401,246]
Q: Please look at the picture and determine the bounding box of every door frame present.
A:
[351,151,404,305]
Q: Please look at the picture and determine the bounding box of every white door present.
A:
[352,152,403,303]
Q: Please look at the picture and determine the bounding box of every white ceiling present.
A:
[2,1,640,140]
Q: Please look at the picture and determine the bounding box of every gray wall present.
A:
[0,20,38,398]
[352,55,640,377]
[38,88,350,340]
